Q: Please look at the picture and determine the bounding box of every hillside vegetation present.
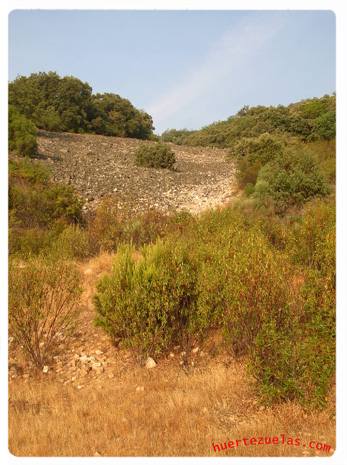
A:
[164,95,335,214]
[9,91,335,455]
[161,94,335,146]
[9,72,155,143]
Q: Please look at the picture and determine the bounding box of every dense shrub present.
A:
[86,198,125,253]
[9,159,83,228]
[134,143,176,169]
[301,140,336,184]
[313,111,336,140]
[92,201,335,407]
[161,128,194,145]
[254,150,330,213]
[94,241,198,356]
[9,106,37,157]
[9,258,82,368]
[286,197,335,267]
[232,133,284,188]
[222,238,294,357]
[173,95,335,149]
[9,159,84,260]
[52,225,91,260]
[252,242,335,407]
[185,209,295,354]
[9,226,62,258]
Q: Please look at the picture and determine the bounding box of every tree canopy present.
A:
[9,72,154,139]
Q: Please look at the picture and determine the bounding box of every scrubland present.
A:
[8,92,336,456]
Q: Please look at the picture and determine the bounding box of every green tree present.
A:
[9,72,154,139]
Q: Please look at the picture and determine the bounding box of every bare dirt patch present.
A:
[37,131,237,213]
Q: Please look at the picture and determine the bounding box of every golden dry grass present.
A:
[9,253,335,457]
[9,359,335,456]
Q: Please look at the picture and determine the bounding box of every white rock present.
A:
[92,362,102,368]
[192,347,199,354]
[136,385,145,392]
[42,365,49,374]
[169,352,175,358]
[145,357,157,369]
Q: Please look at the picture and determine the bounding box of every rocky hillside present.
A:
[37,131,236,213]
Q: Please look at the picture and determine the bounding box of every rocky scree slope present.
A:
[37,131,236,213]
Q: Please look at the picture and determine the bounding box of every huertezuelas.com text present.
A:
[212,433,332,454]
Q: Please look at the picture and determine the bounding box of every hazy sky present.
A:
[9,10,335,134]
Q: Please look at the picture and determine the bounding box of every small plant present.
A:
[134,143,176,169]
[9,258,82,368]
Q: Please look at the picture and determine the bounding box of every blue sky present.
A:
[9,10,335,134]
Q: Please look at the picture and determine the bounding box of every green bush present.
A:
[94,241,198,356]
[9,258,82,368]
[91,201,335,407]
[52,225,91,260]
[251,198,335,407]
[134,143,176,169]
[252,265,335,407]
[300,140,336,184]
[9,159,83,229]
[190,210,294,355]
[9,106,37,157]
[9,226,62,258]
[178,95,335,148]
[161,128,193,145]
[232,133,284,188]
[254,150,330,213]
[286,197,335,267]
[313,111,336,140]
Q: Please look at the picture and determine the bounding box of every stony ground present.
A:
[37,130,236,213]
[9,253,218,388]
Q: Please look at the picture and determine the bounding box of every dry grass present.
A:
[9,359,335,457]
[9,253,335,457]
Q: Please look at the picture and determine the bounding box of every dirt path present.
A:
[37,131,237,213]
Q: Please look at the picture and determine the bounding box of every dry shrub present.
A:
[9,258,82,368]
[87,198,125,253]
